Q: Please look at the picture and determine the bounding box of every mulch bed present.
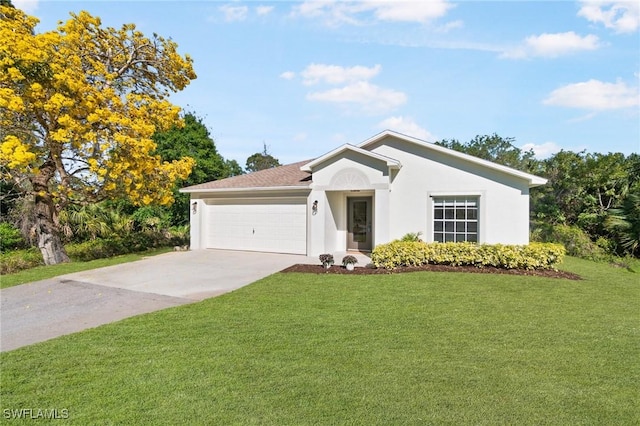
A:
[281,263,582,280]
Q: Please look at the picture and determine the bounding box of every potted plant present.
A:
[319,254,334,269]
[342,255,358,271]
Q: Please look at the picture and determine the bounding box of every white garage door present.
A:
[205,198,307,255]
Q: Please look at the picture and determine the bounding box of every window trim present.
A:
[426,192,484,243]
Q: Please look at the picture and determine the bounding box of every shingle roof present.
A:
[180,160,313,192]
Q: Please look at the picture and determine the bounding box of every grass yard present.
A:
[1,257,638,424]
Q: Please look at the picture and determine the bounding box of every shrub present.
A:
[0,222,26,252]
[66,238,126,261]
[532,223,607,260]
[342,255,358,266]
[131,206,171,232]
[400,232,423,242]
[319,254,334,267]
[66,231,173,262]
[371,241,565,270]
[0,249,44,274]
[166,225,190,246]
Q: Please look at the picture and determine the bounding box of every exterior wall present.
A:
[307,153,391,256]
[325,191,345,252]
[307,189,327,256]
[189,198,204,249]
[367,136,532,245]
[373,188,391,244]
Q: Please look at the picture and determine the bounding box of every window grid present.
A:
[433,197,478,243]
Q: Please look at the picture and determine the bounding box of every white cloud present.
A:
[293,0,334,19]
[291,0,453,25]
[365,0,453,23]
[502,32,602,59]
[256,6,274,16]
[377,116,435,141]
[12,0,39,13]
[525,32,602,57]
[291,0,358,25]
[543,79,639,110]
[520,142,562,159]
[435,20,464,33]
[220,4,249,22]
[292,62,404,114]
[280,71,296,80]
[307,81,407,114]
[578,1,640,33]
[301,64,381,85]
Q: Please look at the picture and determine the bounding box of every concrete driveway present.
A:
[1,250,317,352]
[61,249,317,300]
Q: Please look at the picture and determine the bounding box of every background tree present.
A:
[531,150,587,225]
[0,7,196,264]
[533,152,638,226]
[436,134,639,258]
[152,113,244,225]
[245,142,281,172]
[224,159,244,177]
[436,134,538,173]
[605,192,640,256]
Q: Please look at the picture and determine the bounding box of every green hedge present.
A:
[0,222,26,252]
[0,249,45,274]
[531,223,609,261]
[1,229,190,274]
[371,241,565,270]
[66,231,185,262]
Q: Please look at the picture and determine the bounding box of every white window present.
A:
[433,197,478,243]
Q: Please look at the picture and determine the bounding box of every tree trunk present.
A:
[32,159,70,265]
[34,193,70,265]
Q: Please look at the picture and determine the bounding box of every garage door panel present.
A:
[205,198,307,255]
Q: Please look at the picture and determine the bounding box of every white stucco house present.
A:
[180,130,547,256]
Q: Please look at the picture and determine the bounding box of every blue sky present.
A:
[16,0,640,166]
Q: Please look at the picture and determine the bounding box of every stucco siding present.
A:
[310,153,389,190]
[369,136,531,244]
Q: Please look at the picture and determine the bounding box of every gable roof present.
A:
[358,130,547,187]
[180,131,548,193]
[300,144,402,172]
[180,160,312,193]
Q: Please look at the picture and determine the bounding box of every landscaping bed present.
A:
[282,263,582,280]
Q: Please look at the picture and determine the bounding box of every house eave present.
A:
[528,177,548,187]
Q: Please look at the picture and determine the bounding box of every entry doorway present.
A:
[347,197,372,251]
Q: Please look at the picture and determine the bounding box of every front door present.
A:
[347,197,372,251]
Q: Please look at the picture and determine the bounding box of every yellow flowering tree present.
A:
[0,6,196,264]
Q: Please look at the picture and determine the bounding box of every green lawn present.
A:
[1,257,638,424]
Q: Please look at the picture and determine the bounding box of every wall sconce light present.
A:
[191,202,198,214]
[312,200,318,215]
